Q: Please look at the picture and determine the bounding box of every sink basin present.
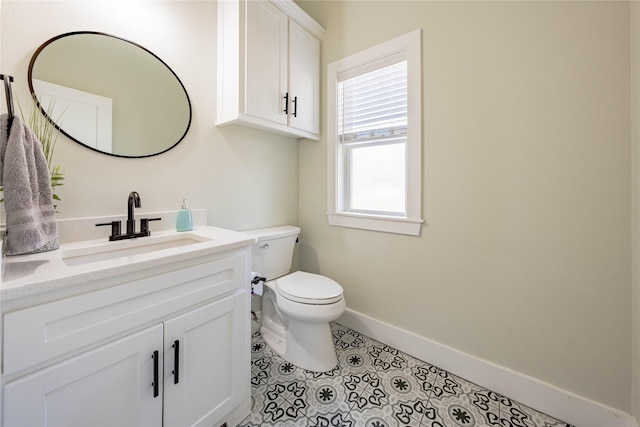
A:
[61,233,212,266]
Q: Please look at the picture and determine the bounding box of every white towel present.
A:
[1,113,59,255]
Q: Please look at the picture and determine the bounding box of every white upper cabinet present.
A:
[217,0,324,140]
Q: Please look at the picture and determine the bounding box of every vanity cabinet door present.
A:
[163,290,249,427]
[3,325,163,427]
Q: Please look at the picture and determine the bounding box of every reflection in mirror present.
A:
[28,32,191,158]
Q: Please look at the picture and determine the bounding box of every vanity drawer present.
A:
[3,253,248,376]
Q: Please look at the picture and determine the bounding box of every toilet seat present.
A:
[276,271,343,304]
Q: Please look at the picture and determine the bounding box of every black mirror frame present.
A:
[27,31,192,159]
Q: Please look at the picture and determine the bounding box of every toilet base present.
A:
[286,321,338,372]
[260,315,287,357]
[262,320,337,373]
[259,279,344,373]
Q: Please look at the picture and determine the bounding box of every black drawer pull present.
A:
[172,340,180,384]
[152,350,159,398]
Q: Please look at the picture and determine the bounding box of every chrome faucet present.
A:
[127,191,141,235]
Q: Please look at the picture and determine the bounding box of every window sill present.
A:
[326,212,423,236]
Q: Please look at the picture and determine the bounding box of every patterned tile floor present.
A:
[239,322,574,427]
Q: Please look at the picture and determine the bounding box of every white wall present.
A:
[0,0,298,232]
[298,0,632,412]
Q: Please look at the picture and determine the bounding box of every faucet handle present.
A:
[96,221,122,241]
[140,217,162,234]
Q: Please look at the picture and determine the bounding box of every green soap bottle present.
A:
[176,199,193,232]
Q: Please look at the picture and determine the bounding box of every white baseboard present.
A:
[337,308,636,427]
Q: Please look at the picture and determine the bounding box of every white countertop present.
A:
[1,226,257,301]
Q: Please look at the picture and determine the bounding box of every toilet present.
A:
[247,225,345,372]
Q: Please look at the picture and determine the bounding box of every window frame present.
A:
[327,29,423,236]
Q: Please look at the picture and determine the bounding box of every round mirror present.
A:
[28,31,191,158]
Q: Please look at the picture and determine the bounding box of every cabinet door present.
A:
[3,325,163,427]
[163,291,249,427]
[245,0,288,127]
[288,19,321,135]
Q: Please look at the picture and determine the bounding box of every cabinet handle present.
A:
[172,340,180,384]
[292,96,298,118]
[283,92,289,114]
[152,350,159,398]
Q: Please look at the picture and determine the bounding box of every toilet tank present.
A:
[246,225,301,280]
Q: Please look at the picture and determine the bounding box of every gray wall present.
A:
[298,0,631,412]
[632,1,640,421]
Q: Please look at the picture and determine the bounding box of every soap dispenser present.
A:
[176,199,193,232]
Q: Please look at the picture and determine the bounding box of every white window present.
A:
[327,29,423,236]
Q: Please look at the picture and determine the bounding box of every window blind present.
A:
[338,57,408,143]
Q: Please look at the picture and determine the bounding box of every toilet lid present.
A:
[276,271,344,304]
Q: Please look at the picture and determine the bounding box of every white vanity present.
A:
[0,224,256,427]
